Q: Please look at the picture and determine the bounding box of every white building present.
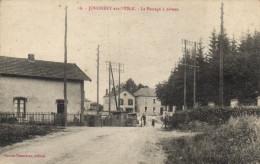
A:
[103,90,135,113]
[134,88,164,115]
[0,55,91,115]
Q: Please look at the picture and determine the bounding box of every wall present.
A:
[0,76,82,114]
[103,91,135,112]
[135,96,163,115]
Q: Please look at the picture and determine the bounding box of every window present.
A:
[119,99,124,105]
[153,99,156,104]
[153,107,156,113]
[145,107,147,112]
[128,99,133,106]
[13,97,27,117]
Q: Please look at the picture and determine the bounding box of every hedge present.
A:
[169,106,260,128]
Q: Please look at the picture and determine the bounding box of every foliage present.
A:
[160,115,260,164]
[156,30,260,108]
[121,78,148,94]
[90,102,103,111]
[168,106,260,128]
[0,124,62,147]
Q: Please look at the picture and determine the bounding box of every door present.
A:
[56,99,65,125]
[57,103,64,114]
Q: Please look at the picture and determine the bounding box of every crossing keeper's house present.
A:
[0,55,91,117]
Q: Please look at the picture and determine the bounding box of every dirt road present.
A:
[0,117,192,164]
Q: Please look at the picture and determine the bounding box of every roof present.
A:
[133,88,156,97]
[0,56,91,81]
[103,89,134,98]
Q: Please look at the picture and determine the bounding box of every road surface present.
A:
[0,117,193,164]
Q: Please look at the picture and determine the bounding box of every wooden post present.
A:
[219,3,224,106]
[64,6,68,126]
[184,40,187,110]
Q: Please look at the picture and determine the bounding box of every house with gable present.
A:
[134,88,165,115]
[0,54,91,117]
[103,89,135,113]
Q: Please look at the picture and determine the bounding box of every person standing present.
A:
[152,116,155,127]
[141,114,146,126]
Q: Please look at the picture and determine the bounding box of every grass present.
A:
[160,115,260,164]
[0,124,63,147]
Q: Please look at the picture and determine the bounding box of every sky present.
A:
[0,0,259,102]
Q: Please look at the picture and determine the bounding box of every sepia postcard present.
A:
[0,0,260,163]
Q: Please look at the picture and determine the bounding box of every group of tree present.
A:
[119,78,149,94]
[156,30,260,110]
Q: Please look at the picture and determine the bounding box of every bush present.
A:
[160,115,260,164]
[0,124,62,147]
[169,106,260,129]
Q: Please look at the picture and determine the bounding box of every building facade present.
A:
[103,90,135,113]
[134,88,164,115]
[0,55,91,116]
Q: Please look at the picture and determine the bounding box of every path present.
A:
[0,117,193,164]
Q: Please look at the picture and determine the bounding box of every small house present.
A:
[103,90,135,113]
[134,88,164,115]
[0,55,91,118]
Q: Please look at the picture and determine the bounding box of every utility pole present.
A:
[184,40,187,110]
[219,3,224,107]
[110,63,118,111]
[108,62,111,115]
[118,63,124,111]
[106,61,124,112]
[193,42,197,108]
[118,63,121,111]
[97,45,100,111]
[63,6,68,127]
[181,39,199,110]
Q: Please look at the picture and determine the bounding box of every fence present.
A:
[0,112,81,126]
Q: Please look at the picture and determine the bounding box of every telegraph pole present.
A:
[97,45,100,111]
[181,39,199,110]
[106,61,124,112]
[118,63,121,111]
[108,62,111,115]
[184,40,187,110]
[117,63,124,111]
[193,42,197,107]
[110,63,118,110]
[64,6,68,126]
[219,3,224,107]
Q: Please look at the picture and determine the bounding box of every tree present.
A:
[156,30,259,108]
[137,83,149,90]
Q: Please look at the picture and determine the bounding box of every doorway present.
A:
[56,99,65,125]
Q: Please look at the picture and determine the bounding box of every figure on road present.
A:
[152,117,155,127]
[141,113,146,126]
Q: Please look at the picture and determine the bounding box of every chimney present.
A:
[28,54,35,61]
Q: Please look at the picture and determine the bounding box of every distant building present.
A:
[0,55,91,116]
[103,90,135,113]
[133,88,164,115]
